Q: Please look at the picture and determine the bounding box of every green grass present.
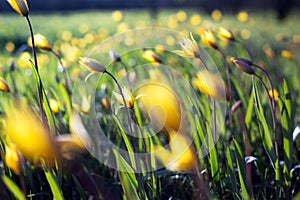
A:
[1,8,300,199]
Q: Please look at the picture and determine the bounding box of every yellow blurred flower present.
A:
[173,32,200,58]
[142,48,162,64]
[201,30,219,50]
[176,10,187,22]
[293,34,300,44]
[117,22,129,33]
[168,16,178,29]
[263,45,275,60]
[0,77,10,93]
[135,82,181,131]
[240,29,251,40]
[155,130,198,171]
[281,50,293,60]
[193,70,227,101]
[112,10,123,22]
[7,0,29,17]
[211,9,222,21]
[5,145,23,175]
[189,14,201,26]
[269,89,279,101]
[166,35,176,46]
[155,44,166,54]
[101,96,111,110]
[5,41,15,53]
[81,95,91,113]
[17,52,31,68]
[79,24,89,34]
[237,11,249,22]
[49,98,59,114]
[218,27,235,41]
[28,33,52,51]
[5,106,58,166]
[61,31,73,42]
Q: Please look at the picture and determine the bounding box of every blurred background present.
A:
[1,0,300,19]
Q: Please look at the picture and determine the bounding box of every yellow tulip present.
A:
[218,27,235,41]
[193,70,227,101]
[142,48,162,64]
[135,82,181,131]
[7,0,29,17]
[28,34,52,51]
[5,145,23,175]
[5,106,58,166]
[0,77,10,93]
[201,30,219,50]
[155,130,198,171]
[173,32,200,58]
[113,86,135,109]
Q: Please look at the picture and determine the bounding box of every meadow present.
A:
[1,5,300,199]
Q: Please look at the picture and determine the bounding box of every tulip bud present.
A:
[79,57,106,74]
[231,57,255,75]
[28,34,52,51]
[5,145,23,175]
[7,0,29,17]
[0,77,10,93]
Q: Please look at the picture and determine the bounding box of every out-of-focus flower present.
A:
[5,41,15,53]
[231,57,255,75]
[49,98,59,114]
[0,77,10,93]
[79,57,106,74]
[5,106,58,166]
[113,86,135,109]
[173,33,200,58]
[155,45,166,54]
[189,14,201,26]
[155,130,198,171]
[101,96,111,110]
[28,34,52,51]
[281,50,293,60]
[240,29,251,40]
[237,11,249,22]
[263,45,276,60]
[176,10,187,22]
[218,27,235,41]
[5,145,23,175]
[112,10,123,22]
[81,95,91,113]
[135,82,181,131]
[269,89,279,101]
[201,30,219,50]
[193,70,227,101]
[142,48,162,64]
[17,52,31,69]
[211,9,222,21]
[7,0,29,17]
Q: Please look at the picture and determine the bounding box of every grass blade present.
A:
[233,139,250,200]
[226,146,239,200]
[252,81,276,165]
[1,175,26,200]
[44,169,64,200]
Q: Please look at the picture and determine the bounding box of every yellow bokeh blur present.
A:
[135,82,181,131]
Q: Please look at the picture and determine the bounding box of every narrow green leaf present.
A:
[29,60,57,135]
[226,146,238,200]
[245,90,254,129]
[44,169,64,200]
[113,150,140,200]
[252,81,276,164]
[233,139,249,200]
[231,76,248,107]
[2,175,26,200]
[207,121,219,182]
[113,115,136,169]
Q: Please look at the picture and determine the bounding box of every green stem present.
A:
[25,16,48,130]
[51,50,71,94]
